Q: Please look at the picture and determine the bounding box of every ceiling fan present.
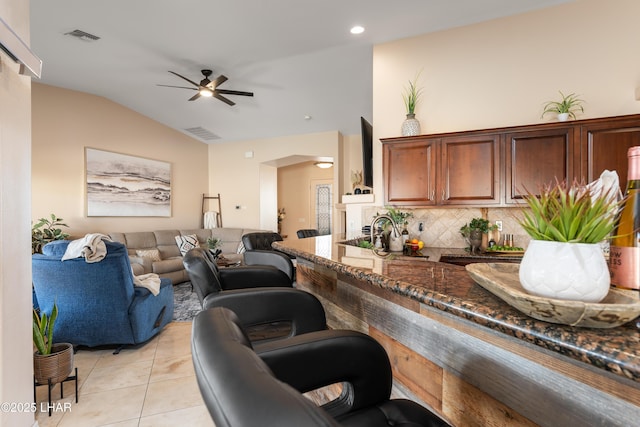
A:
[158,69,254,105]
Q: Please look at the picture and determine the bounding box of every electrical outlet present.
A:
[495,220,503,232]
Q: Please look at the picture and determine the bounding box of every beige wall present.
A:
[32,84,209,236]
[208,131,342,231]
[1,1,36,425]
[277,161,334,239]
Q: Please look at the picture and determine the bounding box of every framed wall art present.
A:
[85,148,171,217]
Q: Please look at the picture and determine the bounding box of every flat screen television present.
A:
[360,116,373,188]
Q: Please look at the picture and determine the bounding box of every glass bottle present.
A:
[401,222,409,245]
[609,146,640,291]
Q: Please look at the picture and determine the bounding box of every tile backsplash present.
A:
[364,206,530,249]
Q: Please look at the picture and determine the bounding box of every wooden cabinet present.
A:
[440,135,501,205]
[383,135,500,206]
[382,114,640,208]
[504,127,575,204]
[579,117,640,184]
[383,138,437,205]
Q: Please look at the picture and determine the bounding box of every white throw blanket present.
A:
[132,271,161,296]
[61,233,112,263]
[204,211,218,229]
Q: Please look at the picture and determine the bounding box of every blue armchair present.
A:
[32,240,174,348]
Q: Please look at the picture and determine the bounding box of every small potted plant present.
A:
[33,302,74,385]
[401,72,424,136]
[206,237,222,259]
[541,91,584,121]
[460,218,497,254]
[32,214,69,254]
[518,179,620,302]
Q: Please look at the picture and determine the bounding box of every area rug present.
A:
[172,282,201,321]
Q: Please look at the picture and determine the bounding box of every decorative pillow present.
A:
[135,249,161,262]
[175,234,199,256]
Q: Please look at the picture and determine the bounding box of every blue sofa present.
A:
[32,240,174,348]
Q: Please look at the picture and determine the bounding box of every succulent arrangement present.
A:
[519,180,620,243]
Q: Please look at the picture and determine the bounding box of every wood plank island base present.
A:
[274,235,640,427]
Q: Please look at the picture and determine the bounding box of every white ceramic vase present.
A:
[557,112,570,121]
[519,240,610,303]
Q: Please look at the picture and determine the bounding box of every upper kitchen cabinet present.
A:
[579,116,640,184]
[383,137,437,205]
[382,133,500,206]
[440,134,501,205]
[504,127,575,204]
[381,114,640,208]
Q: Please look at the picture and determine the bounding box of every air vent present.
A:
[64,29,100,41]
[184,127,220,141]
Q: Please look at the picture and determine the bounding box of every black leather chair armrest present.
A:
[202,287,326,335]
[218,265,291,290]
[255,329,392,416]
[243,250,294,282]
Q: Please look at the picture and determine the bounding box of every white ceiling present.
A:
[30,0,570,144]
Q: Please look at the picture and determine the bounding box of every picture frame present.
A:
[85,148,171,217]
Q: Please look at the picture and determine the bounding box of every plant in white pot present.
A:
[541,91,584,122]
[33,302,74,385]
[401,72,423,136]
[518,179,620,303]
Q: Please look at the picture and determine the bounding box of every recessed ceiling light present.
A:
[350,26,365,35]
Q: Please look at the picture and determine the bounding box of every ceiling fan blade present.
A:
[216,89,254,97]
[213,92,235,106]
[210,75,228,89]
[169,71,200,88]
[157,84,198,91]
[188,93,201,101]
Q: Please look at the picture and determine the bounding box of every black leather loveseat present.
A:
[192,307,450,427]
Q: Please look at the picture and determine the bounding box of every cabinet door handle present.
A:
[441,189,445,201]
[430,189,435,200]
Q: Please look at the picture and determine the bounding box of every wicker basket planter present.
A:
[34,342,74,385]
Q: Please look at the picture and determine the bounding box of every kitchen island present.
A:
[274,235,640,427]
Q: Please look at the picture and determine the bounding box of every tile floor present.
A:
[35,321,215,427]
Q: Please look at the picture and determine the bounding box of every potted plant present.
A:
[33,302,74,385]
[401,72,423,136]
[460,218,497,254]
[518,179,620,302]
[32,214,69,254]
[206,237,222,259]
[541,91,585,121]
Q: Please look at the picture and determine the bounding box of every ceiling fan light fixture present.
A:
[199,87,213,97]
[314,161,333,169]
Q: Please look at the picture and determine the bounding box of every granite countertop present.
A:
[274,235,640,383]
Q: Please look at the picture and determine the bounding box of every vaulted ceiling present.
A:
[30,0,570,143]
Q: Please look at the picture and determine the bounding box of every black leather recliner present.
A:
[192,307,450,427]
